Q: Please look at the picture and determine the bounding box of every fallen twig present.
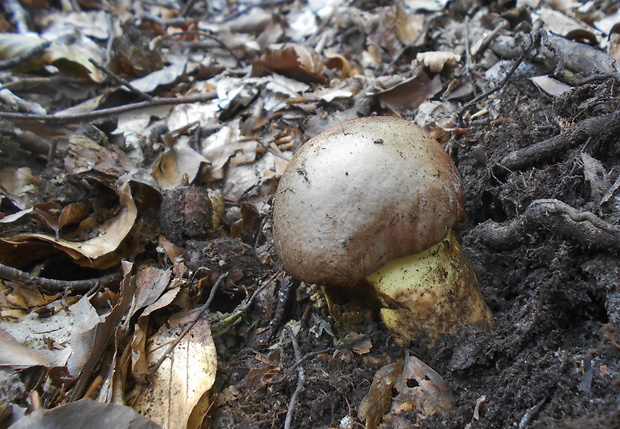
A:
[0,262,121,291]
[147,271,228,381]
[0,92,217,123]
[457,31,540,125]
[492,30,620,78]
[284,324,304,429]
[89,59,154,101]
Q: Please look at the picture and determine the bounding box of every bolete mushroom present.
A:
[272,116,491,343]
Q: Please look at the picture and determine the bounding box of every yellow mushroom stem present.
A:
[365,229,492,344]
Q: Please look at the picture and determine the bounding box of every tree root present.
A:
[499,110,620,171]
[467,199,620,251]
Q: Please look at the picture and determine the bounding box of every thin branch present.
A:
[0,92,217,123]
[146,271,228,380]
[0,262,121,291]
[457,31,540,125]
[284,324,304,429]
[89,59,154,101]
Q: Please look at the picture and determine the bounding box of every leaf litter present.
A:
[0,0,619,428]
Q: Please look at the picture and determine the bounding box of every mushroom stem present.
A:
[365,229,492,344]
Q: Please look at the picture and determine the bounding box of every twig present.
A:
[211,272,279,336]
[457,31,540,125]
[471,20,509,62]
[147,272,228,380]
[499,110,620,170]
[0,262,121,291]
[518,398,546,429]
[292,333,373,369]
[161,31,240,67]
[88,59,154,101]
[181,0,199,16]
[0,41,50,70]
[284,324,304,429]
[0,92,217,123]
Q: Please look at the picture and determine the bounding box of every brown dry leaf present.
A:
[0,281,59,311]
[130,307,216,429]
[358,360,404,429]
[395,4,427,46]
[375,71,442,111]
[387,354,453,421]
[131,287,181,384]
[324,52,360,79]
[0,181,137,269]
[0,298,75,374]
[58,202,91,230]
[158,235,185,262]
[0,327,59,368]
[200,120,258,177]
[8,398,160,429]
[65,134,135,176]
[0,166,37,210]
[151,142,211,189]
[260,45,328,84]
[350,333,372,355]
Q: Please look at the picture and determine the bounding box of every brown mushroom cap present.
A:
[272,116,465,286]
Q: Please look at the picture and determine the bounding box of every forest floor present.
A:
[0,0,619,428]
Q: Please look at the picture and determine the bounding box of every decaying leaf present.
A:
[358,360,404,429]
[260,45,328,84]
[374,71,442,111]
[530,75,571,97]
[0,181,137,269]
[151,142,211,189]
[389,354,453,419]
[130,308,217,429]
[358,355,452,428]
[8,398,160,429]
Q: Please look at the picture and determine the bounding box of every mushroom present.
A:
[272,116,491,343]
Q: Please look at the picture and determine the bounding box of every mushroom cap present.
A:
[272,116,465,286]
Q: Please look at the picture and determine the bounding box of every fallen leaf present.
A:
[358,360,404,429]
[9,398,160,429]
[130,307,217,429]
[0,181,137,269]
[260,45,328,84]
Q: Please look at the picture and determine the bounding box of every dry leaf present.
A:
[261,45,328,84]
[130,308,217,429]
[151,142,211,189]
[358,360,404,429]
[375,71,442,111]
[0,181,137,269]
[9,398,160,429]
[389,354,453,419]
